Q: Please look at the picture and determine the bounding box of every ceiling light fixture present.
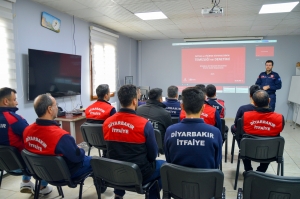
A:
[259,1,299,14]
[135,11,167,20]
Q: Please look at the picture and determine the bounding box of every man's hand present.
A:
[263,85,270,90]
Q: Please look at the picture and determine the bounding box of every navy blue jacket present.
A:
[163,98,181,117]
[164,118,222,169]
[255,71,282,95]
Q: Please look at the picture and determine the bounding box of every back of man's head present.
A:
[182,87,205,114]
[252,90,269,108]
[0,87,16,101]
[195,84,206,95]
[148,88,163,101]
[118,85,137,108]
[96,84,109,100]
[167,86,178,99]
[249,85,260,97]
[34,94,53,117]
[206,84,216,98]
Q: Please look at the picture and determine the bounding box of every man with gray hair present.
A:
[163,85,181,117]
[241,90,285,173]
[23,94,104,193]
[85,84,116,123]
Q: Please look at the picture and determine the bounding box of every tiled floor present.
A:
[1,119,299,199]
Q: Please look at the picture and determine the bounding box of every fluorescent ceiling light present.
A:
[259,1,299,14]
[135,12,167,20]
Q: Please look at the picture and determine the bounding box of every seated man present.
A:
[163,85,181,117]
[103,85,165,199]
[241,90,285,172]
[231,85,260,135]
[137,87,146,106]
[0,87,52,194]
[206,84,225,118]
[179,85,222,133]
[85,84,116,124]
[136,88,172,142]
[23,94,98,193]
[164,87,222,168]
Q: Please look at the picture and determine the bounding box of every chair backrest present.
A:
[235,118,243,140]
[221,118,225,135]
[154,129,164,154]
[161,163,224,199]
[80,123,107,150]
[90,157,144,193]
[243,171,300,199]
[0,145,29,175]
[21,149,75,187]
[171,117,179,124]
[240,136,285,161]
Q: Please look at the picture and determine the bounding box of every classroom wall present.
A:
[140,36,300,120]
[13,0,137,124]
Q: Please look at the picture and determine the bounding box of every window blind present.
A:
[90,26,119,98]
[0,0,16,88]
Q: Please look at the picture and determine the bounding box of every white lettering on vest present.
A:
[0,124,6,128]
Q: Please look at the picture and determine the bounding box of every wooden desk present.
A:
[55,114,86,144]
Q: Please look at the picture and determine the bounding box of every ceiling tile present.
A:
[74,0,115,7]
[85,16,118,24]
[43,0,87,12]
[66,8,103,18]
[121,2,160,13]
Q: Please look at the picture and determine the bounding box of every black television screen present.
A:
[28,49,81,101]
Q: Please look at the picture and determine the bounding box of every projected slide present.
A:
[256,46,274,57]
[182,47,245,84]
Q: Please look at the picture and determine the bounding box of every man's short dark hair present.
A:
[118,85,137,107]
[96,84,109,100]
[167,86,178,98]
[206,84,216,98]
[34,94,53,117]
[0,87,16,101]
[265,60,274,66]
[182,87,205,114]
[250,85,260,97]
[148,88,163,101]
[195,84,206,94]
[252,90,269,108]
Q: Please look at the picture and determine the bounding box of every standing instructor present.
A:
[255,60,282,111]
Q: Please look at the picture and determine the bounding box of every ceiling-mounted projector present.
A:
[202,7,224,17]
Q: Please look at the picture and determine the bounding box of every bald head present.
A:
[252,90,270,108]
[34,94,58,119]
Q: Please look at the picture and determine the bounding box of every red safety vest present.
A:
[23,123,69,155]
[243,111,283,136]
[85,101,114,121]
[179,104,216,126]
[103,112,148,144]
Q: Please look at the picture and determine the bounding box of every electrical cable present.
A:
[73,15,76,55]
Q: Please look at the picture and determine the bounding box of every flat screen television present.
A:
[28,49,81,101]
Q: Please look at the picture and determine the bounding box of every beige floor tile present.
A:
[0,189,17,199]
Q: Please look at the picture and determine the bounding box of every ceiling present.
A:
[31,0,300,40]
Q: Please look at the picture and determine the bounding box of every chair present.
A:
[21,149,92,199]
[221,118,228,162]
[237,171,300,199]
[80,123,107,156]
[161,163,225,199]
[90,157,160,199]
[171,117,179,124]
[154,129,164,155]
[234,136,285,190]
[230,118,243,163]
[0,145,34,188]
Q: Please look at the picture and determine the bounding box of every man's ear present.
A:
[180,103,184,110]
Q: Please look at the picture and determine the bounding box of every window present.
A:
[0,0,16,88]
[90,26,119,100]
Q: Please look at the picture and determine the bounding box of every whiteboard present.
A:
[288,76,300,104]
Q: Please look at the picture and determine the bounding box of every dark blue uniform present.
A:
[163,98,181,117]
[255,71,282,111]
